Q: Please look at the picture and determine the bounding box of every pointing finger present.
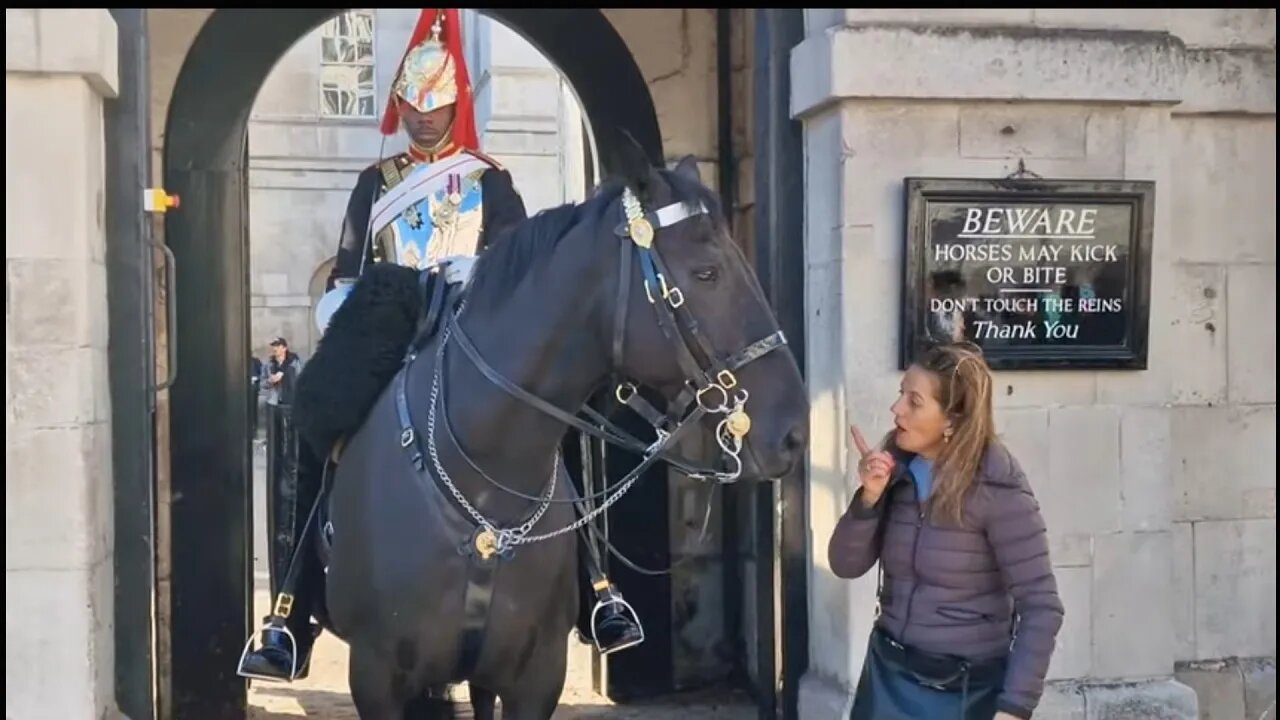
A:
[850,425,872,458]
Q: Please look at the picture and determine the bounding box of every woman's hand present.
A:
[850,425,894,507]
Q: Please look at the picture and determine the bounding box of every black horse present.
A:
[315,139,809,719]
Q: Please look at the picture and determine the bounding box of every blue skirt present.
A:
[850,627,1006,720]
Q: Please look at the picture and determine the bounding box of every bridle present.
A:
[394,183,790,560]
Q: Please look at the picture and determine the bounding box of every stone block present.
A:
[1172,405,1276,522]
[1045,406,1121,536]
[1092,532,1175,678]
[7,347,100,427]
[1120,407,1172,531]
[649,69,716,162]
[605,9,687,84]
[44,9,118,96]
[1047,566,1093,680]
[1171,116,1276,265]
[1178,47,1277,116]
[1084,678,1198,720]
[1032,9,1170,32]
[994,407,1050,491]
[1170,522,1197,661]
[792,25,1185,118]
[843,9,1034,26]
[1193,519,1277,659]
[5,426,109,572]
[5,9,38,70]
[1037,683,1087,720]
[959,104,1089,159]
[1176,660,1247,720]
[1228,264,1277,405]
[802,110,841,233]
[5,567,101,720]
[1167,9,1276,49]
[6,77,100,263]
[991,371,1098,410]
[1171,263,1229,405]
[839,102,963,227]
[1243,657,1277,720]
[7,259,97,349]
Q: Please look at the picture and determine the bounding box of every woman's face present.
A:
[890,365,951,459]
[400,99,455,147]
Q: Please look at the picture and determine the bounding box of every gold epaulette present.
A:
[377,154,413,191]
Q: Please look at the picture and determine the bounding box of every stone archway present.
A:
[160,10,662,718]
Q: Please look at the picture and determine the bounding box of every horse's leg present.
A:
[401,692,463,720]
[469,685,497,720]
[498,643,567,720]
[347,644,405,720]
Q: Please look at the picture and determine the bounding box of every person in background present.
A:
[830,342,1064,720]
[262,337,303,407]
[250,354,264,440]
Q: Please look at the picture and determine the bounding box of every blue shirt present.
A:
[909,455,934,503]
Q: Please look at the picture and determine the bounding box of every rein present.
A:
[394,185,790,561]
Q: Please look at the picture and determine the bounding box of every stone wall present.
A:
[6,9,119,719]
[795,9,1275,719]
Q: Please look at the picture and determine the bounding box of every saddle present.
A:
[314,261,466,563]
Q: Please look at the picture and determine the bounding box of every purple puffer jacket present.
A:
[829,440,1064,720]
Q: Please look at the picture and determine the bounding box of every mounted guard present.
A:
[238,8,643,685]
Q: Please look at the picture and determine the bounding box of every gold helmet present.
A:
[380,9,478,150]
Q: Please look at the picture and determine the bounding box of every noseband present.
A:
[394,185,789,558]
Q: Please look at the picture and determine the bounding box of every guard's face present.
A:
[400,99,455,148]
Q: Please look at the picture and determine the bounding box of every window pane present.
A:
[321,37,340,63]
[358,95,375,118]
[355,39,373,62]
[322,89,342,116]
[357,65,373,88]
[350,12,374,42]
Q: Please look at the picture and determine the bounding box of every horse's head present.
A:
[597,132,809,482]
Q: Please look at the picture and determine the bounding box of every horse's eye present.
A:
[694,267,719,282]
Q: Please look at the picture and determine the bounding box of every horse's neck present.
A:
[423,223,612,514]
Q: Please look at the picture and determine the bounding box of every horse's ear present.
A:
[601,127,655,201]
[672,155,701,184]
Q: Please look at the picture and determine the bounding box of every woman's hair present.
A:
[893,342,998,527]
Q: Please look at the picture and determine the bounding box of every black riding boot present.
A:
[590,580,645,655]
[238,610,319,681]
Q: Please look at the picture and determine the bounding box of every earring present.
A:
[944,428,953,443]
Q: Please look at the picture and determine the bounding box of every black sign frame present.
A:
[900,177,1155,371]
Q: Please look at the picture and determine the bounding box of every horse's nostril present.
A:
[784,425,807,452]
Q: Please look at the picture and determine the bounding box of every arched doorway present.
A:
[161,9,662,719]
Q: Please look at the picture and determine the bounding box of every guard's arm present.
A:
[328,165,383,290]
[478,168,529,251]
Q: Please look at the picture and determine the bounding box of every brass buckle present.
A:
[273,593,295,619]
[716,370,738,389]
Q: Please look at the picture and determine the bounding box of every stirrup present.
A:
[589,595,645,655]
[236,619,300,683]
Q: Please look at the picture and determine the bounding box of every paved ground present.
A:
[247,439,756,719]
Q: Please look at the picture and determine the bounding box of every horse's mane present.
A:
[465,168,724,312]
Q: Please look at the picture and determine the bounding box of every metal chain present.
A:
[419,297,748,555]
[424,305,555,551]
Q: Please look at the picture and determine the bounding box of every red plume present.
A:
[379,8,480,152]
[440,9,479,151]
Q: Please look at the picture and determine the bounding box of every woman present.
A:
[830,343,1064,720]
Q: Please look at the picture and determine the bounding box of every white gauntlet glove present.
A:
[437,255,479,287]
